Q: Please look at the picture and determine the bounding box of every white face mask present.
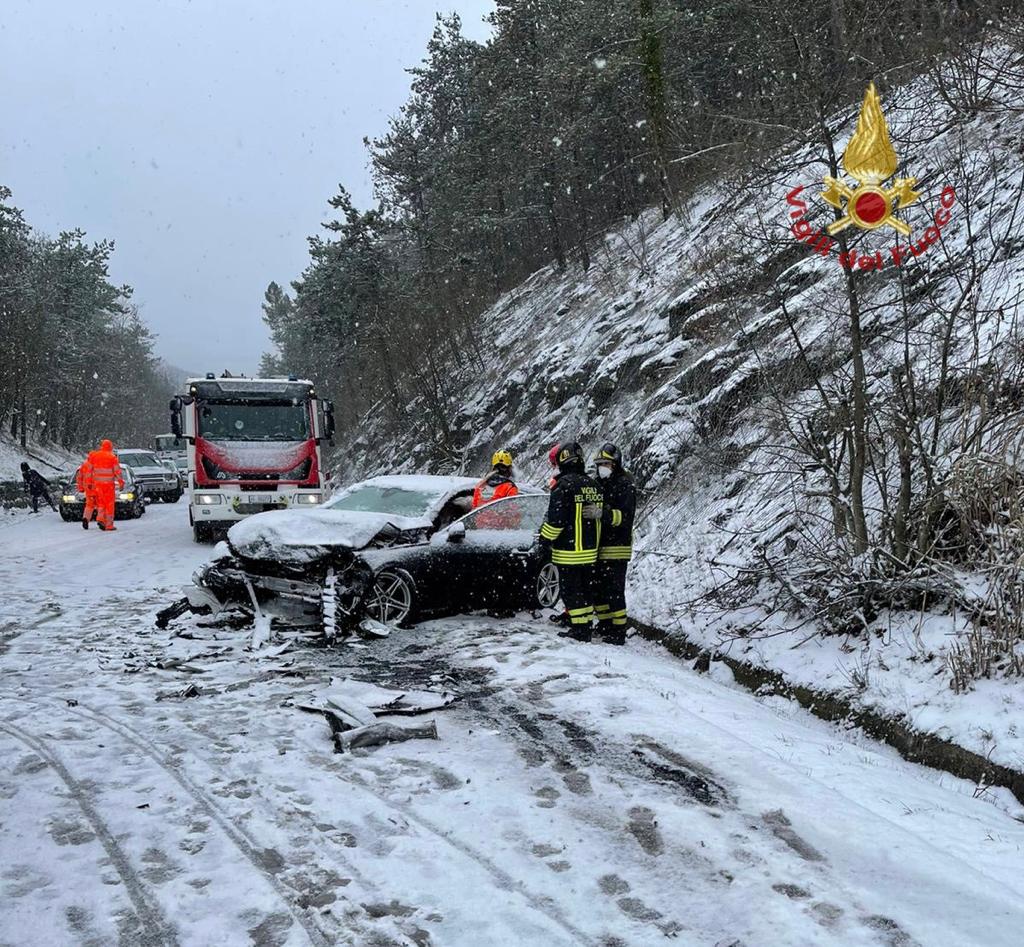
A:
[597,465,613,479]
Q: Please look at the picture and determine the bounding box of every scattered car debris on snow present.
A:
[251,639,293,660]
[326,676,458,715]
[156,682,202,701]
[298,676,457,752]
[335,719,438,752]
[358,618,391,638]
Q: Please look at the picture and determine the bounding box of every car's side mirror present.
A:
[447,522,466,543]
[170,397,183,438]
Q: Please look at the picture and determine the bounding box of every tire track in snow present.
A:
[0,720,179,947]
[630,667,1024,897]
[294,742,599,947]
[61,702,336,947]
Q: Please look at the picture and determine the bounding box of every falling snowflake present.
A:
[593,57,607,70]
[552,136,563,147]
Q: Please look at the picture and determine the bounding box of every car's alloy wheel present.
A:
[365,570,414,626]
[536,562,560,608]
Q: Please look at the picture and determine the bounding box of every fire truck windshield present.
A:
[198,400,310,441]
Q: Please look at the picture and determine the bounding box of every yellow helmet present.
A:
[491,449,513,468]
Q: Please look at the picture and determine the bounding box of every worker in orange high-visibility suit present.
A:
[472,450,519,508]
[82,439,124,531]
[77,460,97,527]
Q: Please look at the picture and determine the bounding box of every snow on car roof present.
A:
[358,474,479,495]
[185,376,314,386]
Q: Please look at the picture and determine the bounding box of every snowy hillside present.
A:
[0,431,80,482]
[338,53,1024,772]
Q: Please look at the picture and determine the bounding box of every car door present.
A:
[442,495,549,610]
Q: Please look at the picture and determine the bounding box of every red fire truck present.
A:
[170,374,335,542]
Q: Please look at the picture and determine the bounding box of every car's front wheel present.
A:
[365,569,417,626]
[535,562,561,609]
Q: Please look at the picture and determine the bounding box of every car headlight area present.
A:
[292,493,323,505]
[118,492,136,501]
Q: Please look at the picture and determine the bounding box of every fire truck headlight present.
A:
[195,494,223,505]
[293,493,323,505]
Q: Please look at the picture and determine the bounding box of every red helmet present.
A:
[548,443,560,467]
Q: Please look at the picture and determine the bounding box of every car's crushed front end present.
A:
[188,542,375,632]
[160,508,428,634]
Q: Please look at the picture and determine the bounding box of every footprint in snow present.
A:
[598,873,630,896]
[533,785,560,808]
[626,806,664,856]
[772,882,811,900]
[862,914,921,947]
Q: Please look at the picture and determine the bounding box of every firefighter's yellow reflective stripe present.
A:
[611,508,623,527]
[595,604,611,614]
[574,501,582,552]
[551,549,598,565]
[598,545,632,560]
[551,547,599,559]
[612,617,628,626]
[608,609,627,618]
[540,522,563,540]
[567,606,592,617]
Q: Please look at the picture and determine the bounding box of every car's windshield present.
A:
[154,435,185,452]
[119,452,159,468]
[462,495,547,531]
[198,400,310,441]
[325,484,441,517]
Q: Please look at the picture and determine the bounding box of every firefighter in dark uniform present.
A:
[593,443,636,645]
[538,442,603,642]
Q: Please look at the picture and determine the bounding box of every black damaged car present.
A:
[160,475,559,635]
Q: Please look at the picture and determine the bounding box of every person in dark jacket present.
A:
[538,441,603,642]
[592,444,636,645]
[20,461,57,513]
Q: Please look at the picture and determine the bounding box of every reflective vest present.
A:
[86,450,124,490]
[472,473,518,509]
[76,463,92,493]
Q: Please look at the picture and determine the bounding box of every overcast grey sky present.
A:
[0,0,494,374]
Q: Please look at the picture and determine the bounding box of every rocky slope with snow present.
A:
[337,54,1024,772]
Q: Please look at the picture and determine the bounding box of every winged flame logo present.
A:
[822,83,920,235]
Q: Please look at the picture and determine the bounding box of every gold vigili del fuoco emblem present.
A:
[822,82,920,235]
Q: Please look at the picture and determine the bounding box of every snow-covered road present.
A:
[2,505,1023,946]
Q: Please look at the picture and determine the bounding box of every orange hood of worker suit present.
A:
[101,439,113,451]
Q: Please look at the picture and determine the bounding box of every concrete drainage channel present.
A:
[631,618,1024,807]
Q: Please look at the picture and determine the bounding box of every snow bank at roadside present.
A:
[338,49,1024,777]
[0,431,80,480]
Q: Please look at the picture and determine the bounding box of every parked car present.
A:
[59,466,146,521]
[172,475,557,633]
[117,449,183,502]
